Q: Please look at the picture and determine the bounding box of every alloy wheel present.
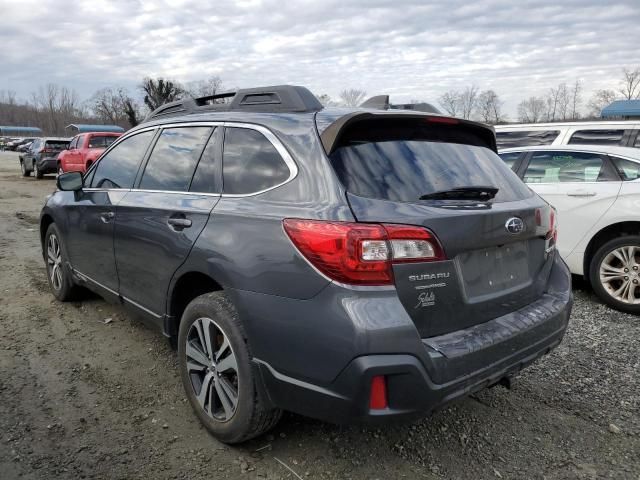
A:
[185,317,239,421]
[58,166,64,176]
[47,234,63,291]
[599,245,640,305]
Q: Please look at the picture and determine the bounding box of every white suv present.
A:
[499,145,640,313]
[495,121,640,150]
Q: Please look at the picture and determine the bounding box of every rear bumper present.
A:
[255,253,572,424]
[36,157,58,173]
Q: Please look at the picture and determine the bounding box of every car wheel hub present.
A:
[599,246,640,305]
[47,234,63,291]
[185,317,239,421]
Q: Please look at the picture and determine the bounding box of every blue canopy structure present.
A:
[65,124,125,134]
[0,126,42,136]
[601,100,640,119]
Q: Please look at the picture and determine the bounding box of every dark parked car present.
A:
[42,85,572,444]
[21,137,70,178]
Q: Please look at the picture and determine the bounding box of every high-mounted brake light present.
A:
[423,116,459,125]
[283,219,446,286]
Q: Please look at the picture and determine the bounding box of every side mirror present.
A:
[57,171,83,192]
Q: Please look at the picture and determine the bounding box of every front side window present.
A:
[222,127,290,194]
[524,151,606,183]
[90,131,155,189]
[568,129,625,145]
[498,151,522,171]
[610,156,640,181]
[139,127,211,192]
[495,130,560,149]
[69,136,79,150]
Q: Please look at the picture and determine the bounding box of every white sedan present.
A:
[499,145,640,313]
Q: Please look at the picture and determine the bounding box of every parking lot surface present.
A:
[0,151,638,480]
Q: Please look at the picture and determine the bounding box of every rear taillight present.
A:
[283,219,446,286]
[40,148,53,154]
[536,206,557,251]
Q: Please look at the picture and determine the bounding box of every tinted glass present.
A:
[88,135,119,149]
[91,131,154,189]
[496,130,559,149]
[610,156,640,181]
[223,128,290,194]
[330,141,531,203]
[524,151,605,183]
[498,151,522,170]
[139,127,211,192]
[568,129,625,145]
[45,140,70,150]
[69,136,79,149]
[634,132,640,147]
[190,128,221,193]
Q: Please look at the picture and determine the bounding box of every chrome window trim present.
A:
[83,121,298,198]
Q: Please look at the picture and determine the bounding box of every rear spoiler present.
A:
[319,112,497,155]
[360,95,441,114]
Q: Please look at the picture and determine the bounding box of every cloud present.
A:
[1,0,638,117]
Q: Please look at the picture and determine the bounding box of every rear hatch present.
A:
[43,140,70,158]
[320,113,556,338]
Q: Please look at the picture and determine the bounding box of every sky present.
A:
[1,0,639,118]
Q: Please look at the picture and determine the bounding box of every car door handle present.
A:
[167,217,192,230]
[100,211,115,223]
[566,190,596,197]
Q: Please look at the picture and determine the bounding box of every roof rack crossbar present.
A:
[143,85,323,122]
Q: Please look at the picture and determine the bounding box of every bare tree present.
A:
[459,86,479,120]
[586,89,617,117]
[90,87,128,124]
[438,91,461,116]
[185,76,224,99]
[618,67,640,100]
[544,83,571,121]
[518,97,546,123]
[316,94,335,107]
[339,88,367,107]
[475,90,503,124]
[569,80,582,120]
[141,77,185,112]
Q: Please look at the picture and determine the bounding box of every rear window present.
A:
[88,135,118,149]
[610,156,640,181]
[495,130,559,149]
[568,129,625,145]
[45,140,69,150]
[329,121,531,203]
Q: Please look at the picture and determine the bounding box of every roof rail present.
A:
[144,85,323,122]
[359,95,441,114]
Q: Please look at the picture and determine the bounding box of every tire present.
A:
[589,235,640,314]
[44,223,79,301]
[34,161,43,179]
[177,292,281,444]
[20,161,30,177]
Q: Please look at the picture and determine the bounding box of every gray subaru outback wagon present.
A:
[41,85,572,443]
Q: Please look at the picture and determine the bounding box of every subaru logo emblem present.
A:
[505,217,524,234]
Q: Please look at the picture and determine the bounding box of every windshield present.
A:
[329,140,532,203]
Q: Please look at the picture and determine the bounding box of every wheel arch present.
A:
[40,213,55,254]
[166,270,223,346]
[583,221,640,278]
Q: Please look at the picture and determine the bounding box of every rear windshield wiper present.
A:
[419,186,499,201]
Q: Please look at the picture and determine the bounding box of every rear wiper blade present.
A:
[419,186,499,201]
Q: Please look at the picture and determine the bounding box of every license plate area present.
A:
[457,241,530,299]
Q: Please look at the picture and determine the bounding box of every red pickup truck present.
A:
[57,132,122,174]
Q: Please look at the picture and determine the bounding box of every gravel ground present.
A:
[0,151,638,479]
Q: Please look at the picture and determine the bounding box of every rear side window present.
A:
[498,151,522,171]
[610,156,640,181]
[190,128,222,193]
[495,130,559,149]
[524,151,607,183]
[222,127,290,194]
[139,127,211,192]
[88,135,118,149]
[91,131,154,189]
[634,132,640,147]
[568,129,625,145]
[329,120,531,203]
